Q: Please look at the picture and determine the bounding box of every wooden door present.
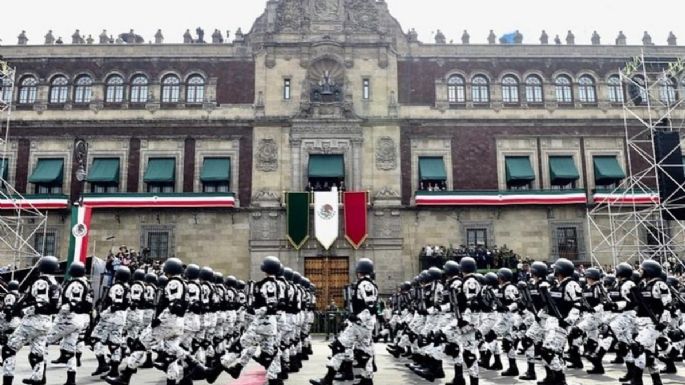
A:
[305,256,349,311]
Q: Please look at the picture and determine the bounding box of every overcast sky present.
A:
[0,0,682,46]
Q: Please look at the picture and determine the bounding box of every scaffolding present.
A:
[587,52,685,268]
[0,60,48,276]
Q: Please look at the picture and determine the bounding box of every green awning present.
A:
[593,156,625,185]
[308,154,344,178]
[29,158,63,184]
[200,157,231,182]
[419,157,447,181]
[549,156,580,185]
[143,158,175,183]
[87,158,120,183]
[505,156,535,185]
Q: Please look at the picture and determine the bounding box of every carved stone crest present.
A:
[256,139,279,172]
[314,0,339,20]
[277,0,306,32]
[345,0,379,32]
[376,136,397,171]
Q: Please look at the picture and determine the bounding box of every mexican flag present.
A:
[66,204,92,271]
[314,191,339,250]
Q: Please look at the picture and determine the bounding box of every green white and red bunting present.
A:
[0,195,69,210]
[82,193,235,208]
[66,204,92,270]
[415,190,588,206]
[592,191,659,205]
[314,191,339,250]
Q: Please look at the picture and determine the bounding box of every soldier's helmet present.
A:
[400,281,411,291]
[530,261,548,278]
[355,258,375,275]
[427,267,443,281]
[38,256,59,275]
[667,276,680,289]
[158,275,169,288]
[163,258,184,277]
[7,280,19,291]
[615,262,634,279]
[68,261,86,278]
[443,260,460,277]
[236,280,246,290]
[293,272,302,285]
[552,258,575,278]
[603,274,616,287]
[301,278,311,290]
[145,273,158,285]
[418,270,430,284]
[214,272,224,284]
[585,268,601,281]
[260,256,282,276]
[184,264,200,280]
[283,267,294,281]
[225,275,238,288]
[497,268,513,283]
[115,266,131,283]
[484,272,498,287]
[199,266,214,281]
[133,269,146,282]
[640,259,662,279]
[459,257,477,274]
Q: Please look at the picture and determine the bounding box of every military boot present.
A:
[63,371,76,385]
[91,355,109,376]
[490,354,503,370]
[333,361,354,381]
[50,350,70,366]
[309,367,336,385]
[619,362,635,382]
[536,367,554,385]
[103,367,136,385]
[519,362,537,380]
[501,358,519,376]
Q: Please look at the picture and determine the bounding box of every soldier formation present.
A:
[0,255,318,385]
[383,257,681,385]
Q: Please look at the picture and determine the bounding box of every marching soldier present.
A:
[2,256,61,385]
[47,261,92,385]
[0,281,21,345]
[452,257,482,385]
[181,265,203,364]
[310,258,378,385]
[577,267,606,374]
[607,263,638,382]
[518,261,549,381]
[139,272,158,368]
[493,267,521,376]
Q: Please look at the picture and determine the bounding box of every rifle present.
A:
[517,282,538,313]
[539,285,563,320]
[670,287,685,312]
[629,286,658,324]
[447,285,462,321]
[597,283,613,306]
[342,285,354,313]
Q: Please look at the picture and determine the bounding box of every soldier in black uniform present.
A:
[2,256,61,385]
[577,267,606,374]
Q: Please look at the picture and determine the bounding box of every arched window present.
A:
[186,75,205,104]
[525,75,543,103]
[105,75,125,103]
[447,75,465,103]
[630,76,647,105]
[471,75,489,103]
[49,75,68,104]
[555,75,573,103]
[161,74,180,103]
[0,78,12,104]
[73,75,93,104]
[18,76,37,104]
[130,75,149,104]
[501,75,519,104]
[660,78,677,105]
[608,75,624,103]
[578,75,597,103]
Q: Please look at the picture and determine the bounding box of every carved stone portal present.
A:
[256,139,279,172]
[376,136,397,171]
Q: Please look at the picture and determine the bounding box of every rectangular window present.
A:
[554,227,579,260]
[362,78,370,100]
[34,231,57,256]
[147,231,169,259]
[36,184,62,195]
[284,79,291,100]
[202,182,230,193]
[466,228,488,248]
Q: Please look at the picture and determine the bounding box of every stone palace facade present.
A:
[1,0,684,296]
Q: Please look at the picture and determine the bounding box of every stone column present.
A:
[290,139,302,191]
[351,138,362,190]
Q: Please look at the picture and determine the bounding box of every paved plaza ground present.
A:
[22,337,685,385]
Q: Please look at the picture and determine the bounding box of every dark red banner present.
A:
[344,192,368,249]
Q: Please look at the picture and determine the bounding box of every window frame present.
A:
[105,74,125,104]
[34,230,58,257]
[447,75,466,104]
[466,228,488,248]
[578,75,597,104]
[48,75,69,104]
[0,77,13,105]
[73,75,93,104]
[524,75,544,104]
[501,75,520,104]
[362,78,370,100]
[186,74,205,104]
[660,78,678,105]
[283,78,291,100]
[18,76,38,105]
[608,75,624,104]
[161,74,181,104]
[129,75,149,104]
[555,75,574,104]
[471,75,490,104]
